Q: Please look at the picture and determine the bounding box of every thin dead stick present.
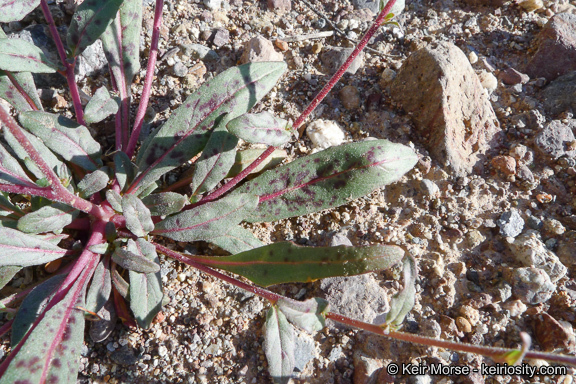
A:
[283,31,335,42]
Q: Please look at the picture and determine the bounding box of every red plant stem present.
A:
[125,0,164,158]
[5,72,40,111]
[198,0,397,205]
[0,319,14,338]
[39,0,85,125]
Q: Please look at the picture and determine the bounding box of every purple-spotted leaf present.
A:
[112,238,160,274]
[226,148,287,178]
[106,189,123,212]
[112,268,129,298]
[141,192,187,216]
[128,239,163,328]
[67,0,123,58]
[131,62,287,195]
[86,256,111,314]
[234,139,418,222]
[18,111,103,171]
[100,0,142,87]
[153,193,258,242]
[0,142,37,187]
[0,265,21,291]
[113,151,136,192]
[121,194,154,237]
[35,233,68,246]
[10,274,66,347]
[227,111,292,146]
[0,38,59,73]
[84,86,120,124]
[264,306,295,382]
[190,124,238,196]
[0,71,43,112]
[78,169,110,197]
[186,242,404,287]
[385,255,416,327]
[277,297,329,333]
[17,202,80,234]
[209,225,265,254]
[0,0,40,23]
[0,227,69,267]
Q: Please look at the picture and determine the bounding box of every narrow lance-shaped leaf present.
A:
[141,192,187,216]
[227,111,292,146]
[0,71,43,112]
[0,265,21,291]
[18,111,103,171]
[121,194,153,237]
[153,193,258,242]
[0,142,37,187]
[131,62,287,195]
[112,238,160,274]
[209,225,265,254]
[78,168,110,197]
[277,297,329,333]
[17,202,80,234]
[113,151,136,192]
[264,306,295,382]
[190,124,238,196]
[234,140,418,223]
[84,86,120,124]
[0,227,70,267]
[0,38,58,73]
[0,0,40,23]
[384,255,417,327]
[67,0,123,58]
[186,242,404,287]
[129,239,163,328]
[86,256,111,314]
[106,189,123,212]
[112,268,129,298]
[226,148,287,178]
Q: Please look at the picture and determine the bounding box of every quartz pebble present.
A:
[497,210,525,238]
[306,119,346,149]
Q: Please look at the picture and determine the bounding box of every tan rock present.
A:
[240,36,283,64]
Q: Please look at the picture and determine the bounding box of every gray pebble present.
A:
[535,120,576,159]
[526,214,543,230]
[497,210,525,238]
[110,345,139,366]
[211,28,229,47]
[294,333,317,372]
[203,0,222,10]
[511,267,556,305]
[179,43,219,61]
[420,179,440,198]
[172,62,188,77]
[509,230,567,282]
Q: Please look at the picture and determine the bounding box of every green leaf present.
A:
[0,227,69,267]
[112,238,160,274]
[227,112,292,146]
[67,0,123,58]
[85,256,111,314]
[277,297,329,333]
[121,194,154,237]
[209,225,265,254]
[77,169,110,197]
[263,306,295,382]
[0,38,58,73]
[11,274,66,347]
[84,86,120,124]
[88,243,109,254]
[0,0,40,23]
[0,71,43,112]
[235,140,417,222]
[190,124,238,196]
[105,189,123,212]
[18,111,102,171]
[17,202,80,234]
[0,265,21,291]
[0,142,37,187]
[187,242,404,287]
[113,151,136,192]
[141,192,187,216]
[35,233,68,246]
[153,193,258,242]
[128,239,163,328]
[132,61,287,195]
[385,255,416,327]
[0,217,18,229]
[0,192,22,216]
[226,148,287,178]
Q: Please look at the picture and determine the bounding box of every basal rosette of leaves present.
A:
[0,1,573,383]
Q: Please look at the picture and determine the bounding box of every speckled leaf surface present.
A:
[209,225,265,254]
[234,140,418,222]
[121,194,153,237]
[113,151,136,192]
[78,169,110,197]
[128,239,163,328]
[186,242,404,287]
[0,265,20,291]
[0,227,69,267]
[18,111,102,171]
[264,306,295,382]
[0,142,37,187]
[106,189,123,212]
[0,71,43,111]
[0,0,40,23]
[153,193,258,242]
[277,297,329,333]
[0,38,58,73]
[385,255,417,327]
[131,62,287,195]
[190,125,238,196]
[226,148,287,178]
[86,256,111,314]
[17,202,80,234]
[84,86,120,124]
[227,111,292,146]
[141,192,187,216]
[112,238,160,274]
[67,0,123,58]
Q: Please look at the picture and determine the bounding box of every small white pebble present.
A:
[177,273,186,282]
[477,70,498,94]
[468,51,478,64]
[306,119,346,149]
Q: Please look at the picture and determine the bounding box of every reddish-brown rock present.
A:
[491,155,517,175]
[533,312,576,352]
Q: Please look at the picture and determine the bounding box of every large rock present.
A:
[535,120,576,159]
[526,13,576,81]
[542,71,576,116]
[390,42,501,176]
